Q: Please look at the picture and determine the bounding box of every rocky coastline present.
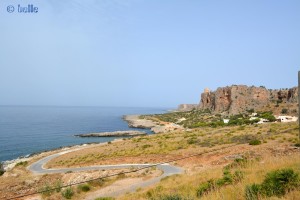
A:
[123,115,185,133]
[3,114,181,171]
[123,115,157,129]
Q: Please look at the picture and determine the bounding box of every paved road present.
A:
[28,149,183,198]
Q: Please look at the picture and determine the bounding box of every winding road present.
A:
[28,148,183,198]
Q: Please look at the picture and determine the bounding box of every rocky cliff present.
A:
[198,85,298,115]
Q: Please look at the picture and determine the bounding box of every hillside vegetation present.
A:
[41,121,300,200]
[140,109,278,128]
[47,122,299,168]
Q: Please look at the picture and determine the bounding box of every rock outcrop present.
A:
[123,115,157,128]
[177,104,198,111]
[198,85,298,115]
[269,87,298,103]
[75,131,146,137]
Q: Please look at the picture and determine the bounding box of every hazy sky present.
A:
[1,0,299,108]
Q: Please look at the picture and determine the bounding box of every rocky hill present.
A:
[179,85,298,115]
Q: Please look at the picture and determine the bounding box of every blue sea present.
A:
[0,106,167,162]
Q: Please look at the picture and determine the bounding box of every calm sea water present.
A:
[0,106,167,162]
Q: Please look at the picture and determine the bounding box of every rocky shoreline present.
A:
[2,117,152,169]
[123,115,157,129]
[3,114,182,171]
[123,115,185,133]
[75,130,146,137]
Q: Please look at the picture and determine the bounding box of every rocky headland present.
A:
[123,115,185,133]
[123,115,157,128]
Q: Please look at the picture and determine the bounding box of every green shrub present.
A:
[258,112,276,122]
[89,178,105,187]
[15,161,28,167]
[218,170,233,186]
[196,180,214,197]
[39,180,63,196]
[77,184,91,192]
[295,143,300,147]
[142,144,152,149]
[191,122,207,128]
[209,120,225,127]
[197,169,245,197]
[277,100,283,104]
[215,172,233,187]
[187,138,197,144]
[55,180,63,192]
[0,162,4,176]
[159,194,183,200]
[233,170,244,182]
[39,183,53,197]
[61,187,74,199]
[94,198,115,200]
[261,168,299,197]
[281,108,288,114]
[245,184,261,200]
[249,139,261,145]
[245,169,300,199]
[233,157,248,167]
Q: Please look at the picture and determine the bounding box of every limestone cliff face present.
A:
[269,87,298,103]
[198,85,298,115]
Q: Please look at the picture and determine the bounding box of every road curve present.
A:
[28,149,183,198]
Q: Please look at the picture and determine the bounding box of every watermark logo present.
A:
[7,5,14,13]
[6,4,38,13]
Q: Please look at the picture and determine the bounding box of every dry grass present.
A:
[46,122,299,169]
[120,153,300,200]
[0,165,63,199]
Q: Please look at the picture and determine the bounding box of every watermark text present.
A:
[6,4,38,13]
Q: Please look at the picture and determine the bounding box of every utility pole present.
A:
[298,71,300,141]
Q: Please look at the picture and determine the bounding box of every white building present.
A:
[223,119,230,124]
[276,116,298,123]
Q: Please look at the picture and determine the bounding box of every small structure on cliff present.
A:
[204,88,210,93]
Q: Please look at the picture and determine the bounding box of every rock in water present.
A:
[75,131,146,137]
